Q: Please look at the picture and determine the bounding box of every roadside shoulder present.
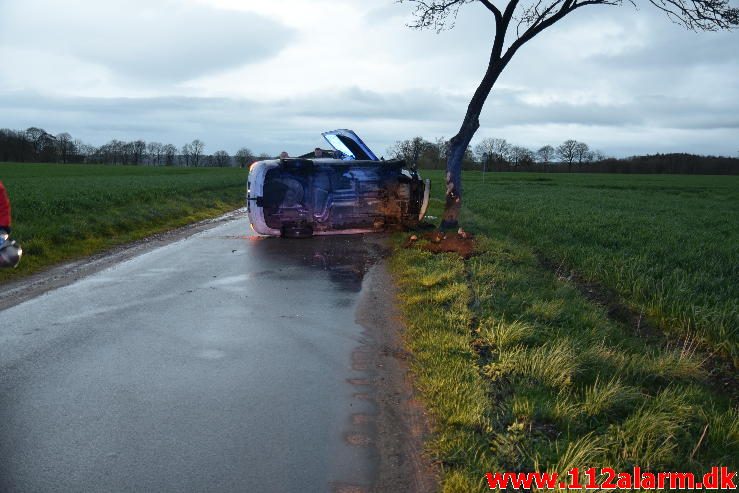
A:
[355,260,439,493]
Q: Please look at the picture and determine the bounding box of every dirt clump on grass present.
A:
[403,229,477,259]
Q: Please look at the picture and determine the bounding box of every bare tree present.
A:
[190,139,205,167]
[75,140,94,163]
[181,143,193,167]
[387,137,432,168]
[235,147,255,168]
[131,140,146,165]
[146,142,163,166]
[26,127,56,162]
[475,137,511,164]
[56,132,74,164]
[435,137,450,162]
[421,137,450,169]
[536,144,555,163]
[163,144,177,166]
[475,137,511,179]
[113,140,125,164]
[557,139,579,170]
[591,149,607,162]
[400,0,738,229]
[122,142,135,165]
[574,141,590,164]
[212,150,231,167]
[510,145,535,166]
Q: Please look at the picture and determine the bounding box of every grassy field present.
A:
[391,171,738,491]
[427,171,738,363]
[0,163,246,282]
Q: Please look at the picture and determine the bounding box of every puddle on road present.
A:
[233,233,391,490]
[245,235,390,292]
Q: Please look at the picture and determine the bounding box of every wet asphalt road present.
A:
[0,217,386,492]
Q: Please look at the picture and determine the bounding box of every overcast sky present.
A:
[0,0,737,157]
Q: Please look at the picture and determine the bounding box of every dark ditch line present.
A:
[537,255,738,405]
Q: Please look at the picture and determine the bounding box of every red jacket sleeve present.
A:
[0,180,11,229]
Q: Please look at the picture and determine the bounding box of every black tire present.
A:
[281,224,314,239]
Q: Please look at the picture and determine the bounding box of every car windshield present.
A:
[322,130,378,161]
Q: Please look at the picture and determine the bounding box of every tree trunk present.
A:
[438,0,524,230]
[440,58,507,230]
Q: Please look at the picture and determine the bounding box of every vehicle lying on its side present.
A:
[247,129,430,238]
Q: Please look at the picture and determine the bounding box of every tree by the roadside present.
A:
[400,0,738,229]
[536,144,555,164]
[235,147,255,168]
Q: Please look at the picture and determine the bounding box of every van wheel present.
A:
[281,224,314,239]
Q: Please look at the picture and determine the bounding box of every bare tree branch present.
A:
[479,0,504,17]
[400,0,738,34]
[646,0,739,30]
[398,0,474,31]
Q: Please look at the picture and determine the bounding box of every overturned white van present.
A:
[247,130,430,238]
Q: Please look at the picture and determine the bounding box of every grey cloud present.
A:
[589,22,739,69]
[363,3,411,24]
[0,0,294,82]
[281,87,469,121]
[0,0,735,158]
[2,86,738,156]
[480,90,739,130]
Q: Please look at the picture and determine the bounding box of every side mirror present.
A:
[0,239,22,268]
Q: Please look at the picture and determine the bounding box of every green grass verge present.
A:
[1,162,247,282]
[390,171,738,491]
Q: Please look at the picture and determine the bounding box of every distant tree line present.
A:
[386,136,739,175]
[3,127,737,175]
[0,127,268,168]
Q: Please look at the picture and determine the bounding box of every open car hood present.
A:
[321,129,379,161]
